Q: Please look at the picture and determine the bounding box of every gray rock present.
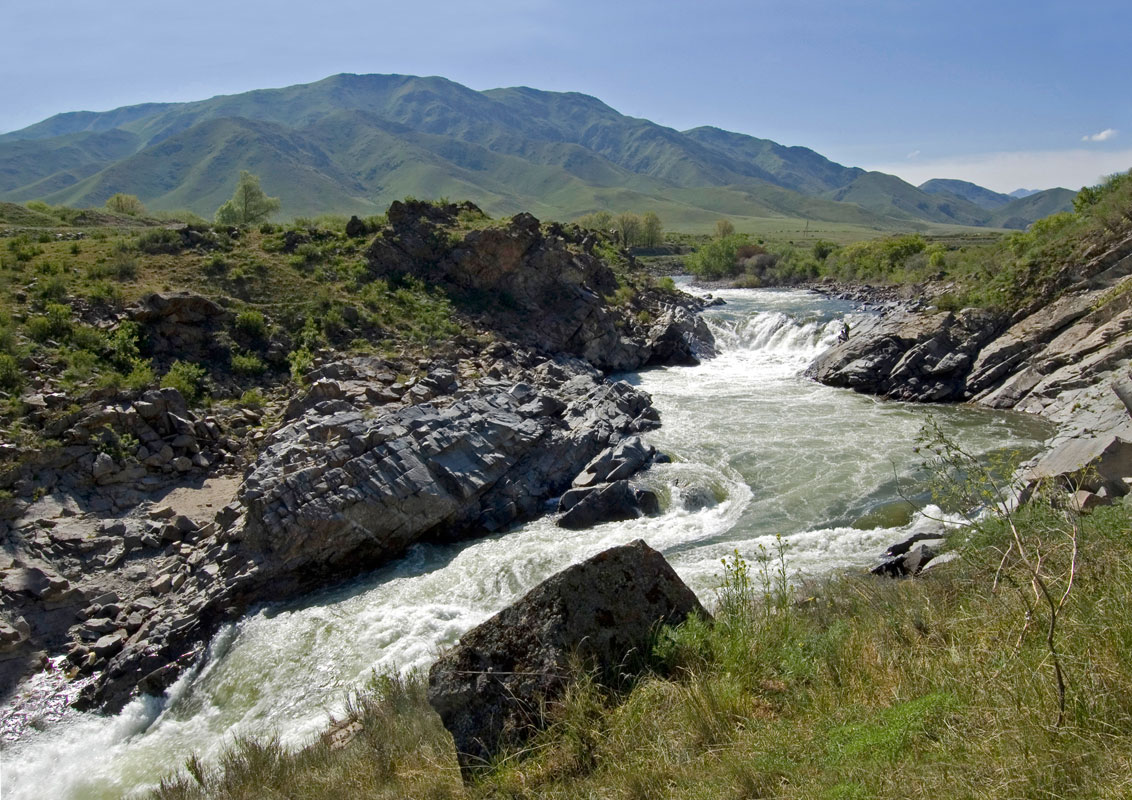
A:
[428,540,706,771]
[872,544,937,577]
[557,480,660,529]
[572,435,654,488]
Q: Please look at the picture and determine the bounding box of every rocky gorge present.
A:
[2,198,1131,794]
[0,202,716,725]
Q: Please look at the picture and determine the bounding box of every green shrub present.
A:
[161,360,207,405]
[105,321,143,371]
[136,228,183,254]
[106,193,146,216]
[230,351,266,376]
[86,280,125,309]
[34,274,68,303]
[26,303,73,342]
[124,360,155,391]
[687,234,746,279]
[69,324,105,352]
[288,347,313,383]
[234,310,268,341]
[0,354,21,391]
[106,241,138,280]
[239,388,266,409]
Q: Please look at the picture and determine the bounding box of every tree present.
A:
[214,171,280,225]
[715,218,735,238]
[641,212,664,247]
[105,193,146,216]
[575,210,614,232]
[615,212,643,247]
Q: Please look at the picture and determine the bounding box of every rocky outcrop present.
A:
[804,308,1004,402]
[367,201,714,371]
[806,248,1132,502]
[427,539,706,771]
[77,363,664,712]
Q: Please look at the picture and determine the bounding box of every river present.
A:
[1,286,1052,798]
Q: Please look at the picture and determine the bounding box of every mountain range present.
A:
[0,73,1075,232]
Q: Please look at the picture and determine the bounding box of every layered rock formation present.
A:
[807,232,1132,500]
[0,206,718,716]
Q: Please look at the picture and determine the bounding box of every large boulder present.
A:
[805,308,1003,402]
[428,539,706,772]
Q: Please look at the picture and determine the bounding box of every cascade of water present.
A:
[0,288,1052,800]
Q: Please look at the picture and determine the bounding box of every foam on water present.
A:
[0,287,1052,799]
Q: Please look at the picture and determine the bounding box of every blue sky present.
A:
[3,0,1130,191]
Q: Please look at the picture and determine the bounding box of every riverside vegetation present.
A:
[150,495,1132,799]
[686,169,1132,313]
[1,176,1130,798]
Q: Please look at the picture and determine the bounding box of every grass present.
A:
[148,492,1132,799]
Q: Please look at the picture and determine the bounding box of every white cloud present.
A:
[1083,128,1118,143]
[865,147,1132,193]
[906,149,921,159]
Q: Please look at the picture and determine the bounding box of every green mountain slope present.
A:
[823,172,992,226]
[0,72,1073,232]
[919,178,1013,210]
[988,188,1077,229]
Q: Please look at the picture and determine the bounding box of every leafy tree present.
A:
[615,213,643,247]
[214,171,281,226]
[575,210,614,231]
[105,193,146,216]
[715,218,735,238]
[641,212,664,247]
[687,234,745,278]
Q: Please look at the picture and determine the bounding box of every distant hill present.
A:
[1009,188,1041,199]
[919,178,1014,210]
[0,73,1075,231]
[988,188,1078,229]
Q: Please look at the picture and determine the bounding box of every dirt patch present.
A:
[152,475,241,523]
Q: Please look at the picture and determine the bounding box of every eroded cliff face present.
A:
[367,201,715,371]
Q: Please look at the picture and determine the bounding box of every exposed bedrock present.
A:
[427,539,706,772]
[367,201,715,371]
[806,236,1132,500]
[78,363,664,712]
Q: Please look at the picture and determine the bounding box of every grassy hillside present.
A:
[0,73,1071,233]
[919,178,1013,210]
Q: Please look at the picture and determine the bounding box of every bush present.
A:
[106,193,147,216]
[136,228,183,254]
[0,354,21,391]
[687,235,746,279]
[230,351,266,376]
[234,310,268,341]
[161,360,207,405]
[26,303,73,342]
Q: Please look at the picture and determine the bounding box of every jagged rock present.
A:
[557,480,660,529]
[872,544,937,577]
[345,215,367,238]
[1022,433,1132,498]
[572,435,655,488]
[367,205,713,371]
[1,567,69,600]
[806,308,1004,402]
[428,540,706,771]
